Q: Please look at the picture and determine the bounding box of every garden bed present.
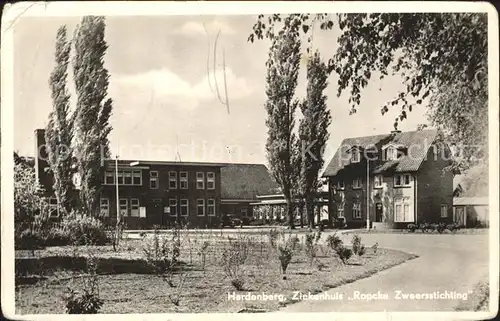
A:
[345,228,489,235]
[16,233,417,313]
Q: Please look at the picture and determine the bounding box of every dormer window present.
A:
[383,143,406,161]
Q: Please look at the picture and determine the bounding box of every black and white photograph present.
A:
[1,1,498,319]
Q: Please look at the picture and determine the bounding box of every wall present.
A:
[220,202,253,218]
[416,146,454,224]
[99,164,222,229]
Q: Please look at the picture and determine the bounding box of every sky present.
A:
[13,14,429,167]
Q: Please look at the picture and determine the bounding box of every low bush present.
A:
[351,235,363,255]
[44,227,72,246]
[60,213,109,245]
[15,228,45,254]
[337,247,353,264]
[407,223,417,233]
[326,233,343,251]
[64,256,103,314]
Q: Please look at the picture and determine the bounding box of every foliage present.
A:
[15,229,46,255]
[268,228,279,248]
[337,247,353,264]
[64,255,103,314]
[277,237,295,274]
[297,51,332,228]
[371,242,379,254]
[60,212,109,245]
[407,223,417,233]
[220,236,249,288]
[14,163,49,229]
[325,233,343,251]
[263,28,302,228]
[197,241,211,273]
[72,16,113,215]
[250,13,487,172]
[304,228,321,265]
[44,227,72,246]
[231,278,245,291]
[46,25,75,216]
[142,227,180,287]
[351,235,364,255]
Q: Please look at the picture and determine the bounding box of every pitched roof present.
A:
[453,197,489,206]
[322,129,439,177]
[220,163,279,200]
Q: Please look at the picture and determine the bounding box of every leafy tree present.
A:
[14,162,49,230]
[297,51,332,228]
[264,28,302,229]
[46,25,75,216]
[72,16,113,215]
[250,13,487,173]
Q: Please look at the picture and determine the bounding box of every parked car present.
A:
[220,214,243,228]
[333,217,347,229]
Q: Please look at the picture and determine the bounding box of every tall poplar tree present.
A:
[298,51,332,228]
[72,16,113,215]
[46,26,75,215]
[264,24,302,228]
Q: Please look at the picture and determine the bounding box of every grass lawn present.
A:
[16,232,417,314]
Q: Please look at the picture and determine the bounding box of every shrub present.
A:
[419,222,431,233]
[326,233,343,252]
[64,256,103,314]
[197,241,210,273]
[268,228,280,248]
[357,245,366,256]
[436,222,447,234]
[15,228,45,255]
[44,227,72,246]
[351,235,362,255]
[407,223,417,233]
[60,213,109,245]
[231,278,245,291]
[277,238,295,274]
[337,247,353,264]
[447,223,460,233]
[372,242,379,254]
[305,229,321,265]
[220,236,249,289]
[142,227,180,287]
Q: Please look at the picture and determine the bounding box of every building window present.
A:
[180,172,188,189]
[351,148,360,163]
[441,204,448,218]
[49,197,58,217]
[207,172,215,189]
[123,171,131,185]
[352,177,362,189]
[104,171,115,185]
[130,198,140,217]
[197,199,205,216]
[337,204,345,218]
[119,198,128,217]
[374,175,383,188]
[352,202,361,219]
[241,207,248,217]
[169,171,177,189]
[196,172,205,189]
[207,199,215,216]
[385,146,398,161]
[394,174,411,187]
[169,198,177,216]
[150,171,159,189]
[394,197,413,222]
[336,180,345,190]
[100,198,109,217]
[132,170,142,185]
[180,199,189,216]
[117,171,124,185]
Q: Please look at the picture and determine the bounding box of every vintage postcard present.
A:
[1,1,498,320]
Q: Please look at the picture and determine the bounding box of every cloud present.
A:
[109,66,253,111]
[172,19,236,37]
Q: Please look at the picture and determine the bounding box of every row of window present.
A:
[335,174,412,190]
[337,202,448,222]
[104,170,216,190]
[99,198,217,217]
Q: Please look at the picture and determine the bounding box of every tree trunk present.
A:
[306,196,314,229]
[286,197,295,229]
[316,205,321,228]
[299,200,304,228]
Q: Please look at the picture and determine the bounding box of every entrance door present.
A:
[455,206,466,227]
[375,202,383,222]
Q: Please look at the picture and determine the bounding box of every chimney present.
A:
[34,129,51,191]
